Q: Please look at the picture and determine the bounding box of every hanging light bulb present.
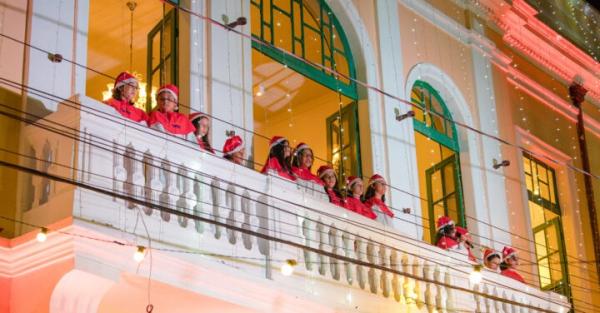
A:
[36,227,48,243]
[469,264,483,285]
[255,84,265,97]
[134,246,146,262]
[280,259,297,276]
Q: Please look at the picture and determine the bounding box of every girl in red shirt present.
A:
[344,176,375,219]
[291,142,322,185]
[104,72,148,123]
[147,84,196,139]
[362,174,394,225]
[317,165,344,207]
[189,112,215,153]
[261,136,296,181]
[222,134,245,165]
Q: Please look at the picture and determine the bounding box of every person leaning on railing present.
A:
[500,246,526,283]
[104,72,148,123]
[261,136,296,181]
[291,142,322,185]
[147,84,196,140]
[362,174,395,226]
[189,112,215,153]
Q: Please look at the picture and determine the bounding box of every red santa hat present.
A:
[346,176,362,189]
[294,142,310,156]
[114,72,138,89]
[317,165,335,178]
[157,84,179,102]
[223,135,244,156]
[483,248,501,262]
[368,174,386,186]
[436,216,454,232]
[502,246,518,260]
[268,136,286,150]
[189,112,209,124]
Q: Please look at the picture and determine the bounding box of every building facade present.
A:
[1,0,599,312]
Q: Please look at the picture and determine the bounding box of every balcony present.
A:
[22,95,570,312]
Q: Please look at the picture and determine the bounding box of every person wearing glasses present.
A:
[104,72,148,123]
[147,84,196,139]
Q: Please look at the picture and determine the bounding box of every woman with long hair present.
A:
[317,165,344,207]
[344,176,374,218]
[189,112,215,153]
[291,142,322,185]
[147,84,196,139]
[261,136,296,181]
[104,72,148,123]
[362,174,394,225]
[434,216,459,250]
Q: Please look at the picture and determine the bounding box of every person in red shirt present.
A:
[317,165,344,207]
[104,72,148,123]
[483,248,502,273]
[435,216,459,250]
[363,174,394,225]
[222,134,245,165]
[344,176,375,219]
[500,246,526,283]
[261,136,296,181]
[189,112,215,153]
[291,142,322,185]
[147,84,196,139]
[456,226,477,262]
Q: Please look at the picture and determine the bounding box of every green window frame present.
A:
[146,8,178,112]
[326,102,361,184]
[523,152,571,297]
[250,0,358,100]
[410,81,466,239]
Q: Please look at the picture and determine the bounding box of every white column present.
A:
[27,0,76,111]
[186,0,207,113]
[468,20,510,248]
[208,0,253,156]
[375,0,420,238]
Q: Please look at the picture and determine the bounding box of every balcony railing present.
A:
[23,94,571,313]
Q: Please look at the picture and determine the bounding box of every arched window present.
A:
[251,0,361,180]
[411,81,465,242]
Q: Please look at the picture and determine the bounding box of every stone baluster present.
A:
[444,270,455,311]
[355,237,367,290]
[434,266,446,313]
[192,175,205,234]
[328,225,341,281]
[390,251,403,302]
[130,148,145,209]
[255,195,272,279]
[142,152,163,216]
[317,220,329,277]
[176,166,196,228]
[159,160,180,222]
[211,179,223,238]
[341,231,355,286]
[379,244,391,298]
[240,190,254,250]
[366,241,379,294]
[225,184,238,244]
[414,259,425,309]
[301,218,315,271]
[113,141,126,203]
[422,262,435,312]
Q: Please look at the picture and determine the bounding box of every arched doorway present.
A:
[250,0,361,181]
[411,80,466,243]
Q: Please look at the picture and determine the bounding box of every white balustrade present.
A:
[29,95,570,313]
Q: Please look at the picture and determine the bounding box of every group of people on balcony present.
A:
[435,215,525,283]
[107,72,525,283]
[105,72,396,222]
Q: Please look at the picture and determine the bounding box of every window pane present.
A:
[529,201,545,228]
[538,257,552,288]
[545,222,560,254]
[443,163,455,194]
[549,252,564,283]
[535,230,548,258]
[430,170,443,202]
